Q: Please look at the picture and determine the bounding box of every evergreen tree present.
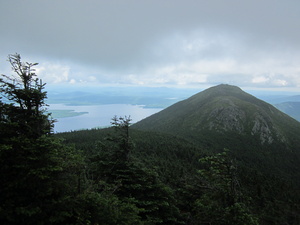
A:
[0,54,83,224]
[84,116,183,224]
[193,149,259,225]
[0,54,52,138]
[110,115,132,162]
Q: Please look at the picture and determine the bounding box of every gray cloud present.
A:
[1,0,300,89]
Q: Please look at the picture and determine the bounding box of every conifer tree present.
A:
[194,149,259,225]
[88,116,183,224]
[0,54,52,138]
[0,54,83,224]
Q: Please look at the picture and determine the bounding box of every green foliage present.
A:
[193,149,259,225]
[71,191,142,225]
[110,115,133,162]
[81,118,184,224]
[0,122,84,224]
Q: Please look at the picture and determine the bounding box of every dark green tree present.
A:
[0,53,52,138]
[193,149,258,225]
[84,116,183,224]
[0,54,83,224]
[110,115,132,162]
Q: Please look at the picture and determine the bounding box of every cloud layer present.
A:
[1,0,299,90]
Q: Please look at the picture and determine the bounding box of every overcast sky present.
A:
[1,0,300,91]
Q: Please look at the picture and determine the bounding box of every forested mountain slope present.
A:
[132,84,300,186]
[58,123,300,225]
[132,84,300,149]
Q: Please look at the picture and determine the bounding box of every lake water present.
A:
[49,104,162,133]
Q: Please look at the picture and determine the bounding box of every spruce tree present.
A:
[194,149,259,225]
[0,54,82,224]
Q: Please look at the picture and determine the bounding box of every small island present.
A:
[49,110,88,118]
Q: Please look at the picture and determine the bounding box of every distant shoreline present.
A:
[49,109,88,119]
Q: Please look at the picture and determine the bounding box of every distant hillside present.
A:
[275,102,300,122]
[268,95,300,104]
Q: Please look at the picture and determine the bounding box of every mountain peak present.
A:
[132,85,300,149]
[207,84,242,92]
[188,84,253,103]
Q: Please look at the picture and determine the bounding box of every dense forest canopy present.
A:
[0,54,299,224]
